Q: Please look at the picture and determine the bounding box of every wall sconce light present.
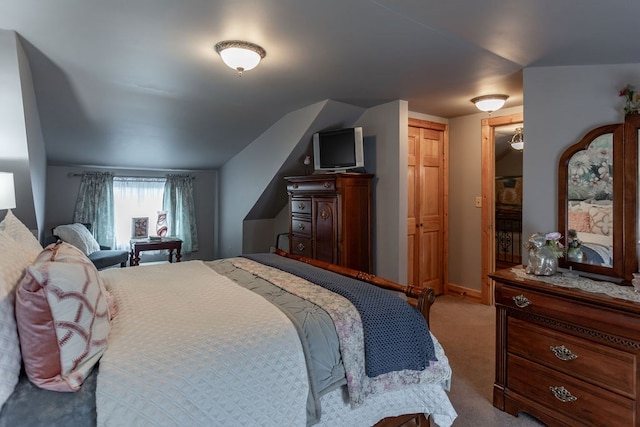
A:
[215,40,266,76]
[509,127,524,151]
[0,172,16,210]
[470,94,509,114]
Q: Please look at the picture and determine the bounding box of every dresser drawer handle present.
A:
[297,243,305,252]
[549,386,577,403]
[297,223,305,230]
[323,181,331,188]
[298,203,305,210]
[512,295,531,308]
[550,345,577,361]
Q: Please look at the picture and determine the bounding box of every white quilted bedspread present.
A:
[96,261,309,427]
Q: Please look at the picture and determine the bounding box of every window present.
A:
[112,177,165,250]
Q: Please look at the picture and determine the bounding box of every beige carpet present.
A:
[429,295,545,427]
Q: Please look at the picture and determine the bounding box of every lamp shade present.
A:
[471,94,509,113]
[0,172,16,210]
[215,40,266,75]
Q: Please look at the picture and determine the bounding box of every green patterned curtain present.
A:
[163,174,198,254]
[72,172,115,247]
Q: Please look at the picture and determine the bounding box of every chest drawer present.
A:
[291,218,311,237]
[508,354,635,426]
[290,236,312,258]
[287,179,335,193]
[291,198,311,215]
[508,317,636,397]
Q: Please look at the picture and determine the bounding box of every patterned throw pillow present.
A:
[0,210,42,262]
[0,231,36,410]
[568,211,591,233]
[15,242,110,392]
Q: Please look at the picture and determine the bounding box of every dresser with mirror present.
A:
[491,114,640,426]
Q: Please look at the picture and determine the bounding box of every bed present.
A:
[0,211,456,427]
[567,200,613,266]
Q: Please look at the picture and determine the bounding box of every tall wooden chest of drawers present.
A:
[490,267,640,426]
[286,174,373,273]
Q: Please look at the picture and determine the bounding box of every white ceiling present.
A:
[1,0,638,170]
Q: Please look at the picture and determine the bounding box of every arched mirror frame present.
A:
[558,124,625,280]
[623,114,640,283]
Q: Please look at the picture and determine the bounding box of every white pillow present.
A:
[53,223,101,255]
[0,210,42,262]
[0,230,36,410]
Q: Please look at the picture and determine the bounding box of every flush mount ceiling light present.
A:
[509,127,524,151]
[214,40,266,76]
[470,94,509,113]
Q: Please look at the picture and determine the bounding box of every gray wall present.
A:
[522,63,640,251]
[218,100,366,259]
[0,30,46,238]
[447,106,523,291]
[45,165,218,261]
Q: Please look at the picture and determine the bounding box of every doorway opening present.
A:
[480,113,523,305]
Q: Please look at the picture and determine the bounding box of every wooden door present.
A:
[408,119,447,294]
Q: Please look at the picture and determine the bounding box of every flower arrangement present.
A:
[544,231,564,258]
[566,229,582,249]
[619,84,640,115]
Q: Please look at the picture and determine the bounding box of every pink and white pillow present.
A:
[15,242,110,392]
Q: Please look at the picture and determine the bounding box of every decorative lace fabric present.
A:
[511,266,640,302]
[232,257,451,407]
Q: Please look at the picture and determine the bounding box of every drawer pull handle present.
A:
[512,295,531,308]
[549,386,577,403]
[292,183,298,189]
[323,182,331,188]
[550,345,577,361]
[298,203,305,210]
[297,243,305,252]
[297,223,305,230]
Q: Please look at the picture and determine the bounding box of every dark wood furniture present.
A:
[557,114,640,283]
[129,237,182,266]
[286,173,373,273]
[491,267,640,426]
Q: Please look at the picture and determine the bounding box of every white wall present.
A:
[522,64,640,248]
[0,30,45,236]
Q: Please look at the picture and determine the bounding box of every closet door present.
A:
[408,119,447,294]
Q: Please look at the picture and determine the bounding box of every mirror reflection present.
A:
[566,133,613,267]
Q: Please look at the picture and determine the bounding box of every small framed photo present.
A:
[131,217,149,238]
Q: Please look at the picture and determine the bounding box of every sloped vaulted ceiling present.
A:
[0,0,638,170]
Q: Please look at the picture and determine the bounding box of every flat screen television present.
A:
[312,127,364,172]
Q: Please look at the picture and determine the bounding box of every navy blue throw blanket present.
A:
[243,253,437,377]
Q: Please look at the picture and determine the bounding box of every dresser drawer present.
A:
[507,354,635,426]
[508,317,636,397]
[290,236,312,258]
[291,198,311,215]
[291,218,311,237]
[287,179,335,193]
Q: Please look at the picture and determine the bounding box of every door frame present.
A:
[480,113,523,305]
